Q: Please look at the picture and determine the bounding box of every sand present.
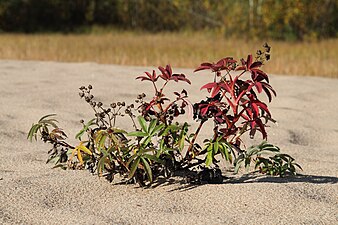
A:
[0,60,337,224]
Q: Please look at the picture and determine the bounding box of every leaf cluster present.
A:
[28,44,301,186]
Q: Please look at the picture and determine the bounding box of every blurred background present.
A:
[0,0,337,77]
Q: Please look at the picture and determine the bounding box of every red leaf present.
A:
[200,82,217,91]
[255,101,270,116]
[256,118,267,139]
[194,65,212,72]
[241,113,249,121]
[211,85,220,98]
[254,69,269,82]
[171,74,191,84]
[201,106,209,116]
[158,66,169,80]
[255,82,263,93]
[235,66,246,71]
[225,96,236,114]
[219,81,231,93]
[201,62,213,66]
[152,70,157,81]
[136,76,151,81]
[252,102,260,116]
[166,64,172,75]
[158,66,166,74]
[245,108,253,119]
[250,61,262,69]
[247,55,253,67]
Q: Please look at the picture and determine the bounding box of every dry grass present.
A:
[0,31,337,78]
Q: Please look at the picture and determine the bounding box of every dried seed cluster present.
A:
[256,42,271,63]
[79,85,137,128]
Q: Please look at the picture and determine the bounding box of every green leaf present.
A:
[111,128,127,134]
[43,120,58,129]
[137,116,147,133]
[205,144,213,167]
[219,143,229,161]
[97,156,107,176]
[128,157,140,179]
[143,154,164,164]
[140,157,153,183]
[151,123,165,136]
[52,164,67,170]
[127,131,148,137]
[142,136,152,147]
[97,133,107,153]
[38,114,57,123]
[110,133,119,145]
[126,152,139,167]
[214,141,219,154]
[148,119,157,134]
[75,118,96,140]
[27,124,41,141]
[234,158,244,174]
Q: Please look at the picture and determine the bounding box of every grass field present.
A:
[0,31,337,78]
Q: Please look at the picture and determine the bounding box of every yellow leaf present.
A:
[78,144,92,155]
[77,149,84,164]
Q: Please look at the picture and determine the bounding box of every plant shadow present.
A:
[152,173,338,191]
[226,173,338,184]
[150,177,202,192]
[113,173,337,191]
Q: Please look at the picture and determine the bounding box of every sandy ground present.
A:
[0,60,337,225]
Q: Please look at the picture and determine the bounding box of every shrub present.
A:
[28,43,301,186]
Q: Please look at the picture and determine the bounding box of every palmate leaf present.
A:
[27,124,42,141]
[38,114,58,128]
[70,142,93,165]
[128,117,164,147]
[27,114,59,141]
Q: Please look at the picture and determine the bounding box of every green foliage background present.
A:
[0,0,337,40]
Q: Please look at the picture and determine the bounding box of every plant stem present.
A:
[184,120,205,160]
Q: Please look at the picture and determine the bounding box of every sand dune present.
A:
[0,60,337,224]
